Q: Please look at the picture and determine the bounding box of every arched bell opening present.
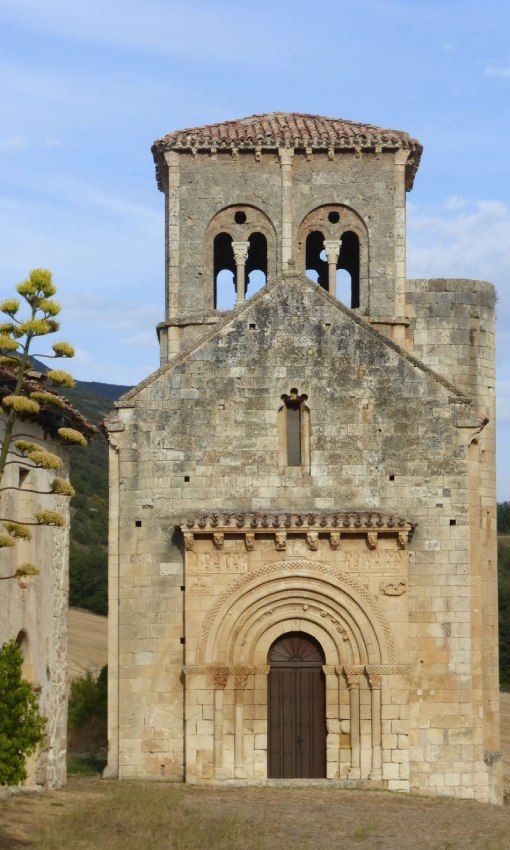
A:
[246,232,267,298]
[305,231,328,290]
[337,230,360,308]
[267,632,326,778]
[213,232,236,310]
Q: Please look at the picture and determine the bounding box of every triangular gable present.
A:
[117,274,473,411]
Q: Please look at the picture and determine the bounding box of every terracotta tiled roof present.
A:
[152,112,422,189]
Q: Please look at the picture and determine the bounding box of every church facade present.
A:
[105,113,502,802]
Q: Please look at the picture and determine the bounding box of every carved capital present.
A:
[366,672,382,690]
[329,531,341,550]
[213,532,224,550]
[275,531,287,551]
[342,664,364,688]
[213,667,229,689]
[366,531,378,550]
[233,667,251,690]
[306,531,319,551]
[323,238,341,266]
[231,240,250,265]
[183,532,195,551]
[278,147,294,166]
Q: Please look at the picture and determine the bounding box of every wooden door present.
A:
[268,632,326,778]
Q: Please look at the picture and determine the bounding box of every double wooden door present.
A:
[267,633,326,778]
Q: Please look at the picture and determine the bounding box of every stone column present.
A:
[234,669,250,778]
[344,666,363,780]
[278,147,294,271]
[393,149,410,318]
[213,668,229,778]
[103,436,120,779]
[323,239,342,298]
[164,150,180,359]
[231,241,250,305]
[367,671,382,780]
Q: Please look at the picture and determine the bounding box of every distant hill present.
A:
[55,370,132,615]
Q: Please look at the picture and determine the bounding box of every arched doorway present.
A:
[267,632,326,778]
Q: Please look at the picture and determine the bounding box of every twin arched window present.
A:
[305,229,360,308]
[208,203,366,312]
[214,231,268,310]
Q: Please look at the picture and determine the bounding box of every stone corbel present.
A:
[366,531,378,550]
[329,531,341,550]
[183,532,195,551]
[245,532,255,551]
[397,531,408,549]
[213,532,224,550]
[275,531,287,551]
[306,532,319,551]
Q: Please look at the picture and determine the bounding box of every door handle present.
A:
[296,736,304,748]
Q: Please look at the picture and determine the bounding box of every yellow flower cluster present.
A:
[35,510,65,527]
[47,369,75,388]
[2,395,40,416]
[3,522,32,541]
[28,449,63,470]
[0,334,19,351]
[14,440,40,454]
[29,391,65,408]
[57,427,87,447]
[0,298,20,315]
[0,534,15,548]
[50,478,75,497]
[15,563,39,577]
[52,341,75,358]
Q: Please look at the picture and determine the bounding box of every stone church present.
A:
[105,113,501,803]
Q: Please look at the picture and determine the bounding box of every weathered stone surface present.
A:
[106,115,501,804]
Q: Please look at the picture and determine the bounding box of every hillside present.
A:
[63,376,131,614]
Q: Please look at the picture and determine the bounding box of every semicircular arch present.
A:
[197,560,396,665]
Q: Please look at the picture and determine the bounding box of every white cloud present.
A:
[0,136,28,153]
[484,65,510,77]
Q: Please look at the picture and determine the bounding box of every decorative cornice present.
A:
[181,511,415,533]
[152,112,422,191]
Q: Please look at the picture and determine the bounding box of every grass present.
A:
[0,778,509,850]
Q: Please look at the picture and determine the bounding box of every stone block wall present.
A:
[106,275,500,801]
[0,418,71,790]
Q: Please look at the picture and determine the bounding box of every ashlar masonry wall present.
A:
[106,275,499,801]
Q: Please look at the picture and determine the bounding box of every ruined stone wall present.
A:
[0,418,70,790]
[107,276,499,800]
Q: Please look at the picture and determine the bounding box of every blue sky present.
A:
[0,0,509,496]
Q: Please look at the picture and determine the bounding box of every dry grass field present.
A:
[67,608,107,680]
[1,778,510,850]
[1,609,507,849]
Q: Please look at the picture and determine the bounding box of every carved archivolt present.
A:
[196,559,397,664]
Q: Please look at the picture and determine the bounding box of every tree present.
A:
[0,640,46,785]
[0,268,88,579]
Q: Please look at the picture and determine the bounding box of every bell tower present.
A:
[152,112,422,360]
